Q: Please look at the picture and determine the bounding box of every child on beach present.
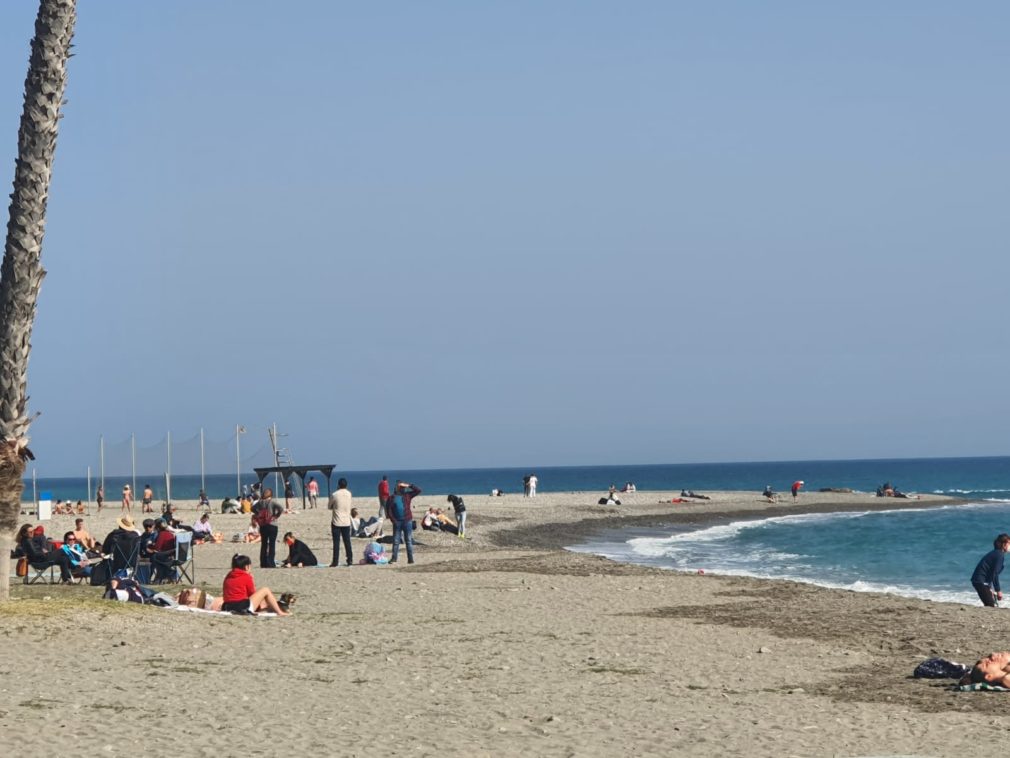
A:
[971,533,1010,607]
[221,554,290,615]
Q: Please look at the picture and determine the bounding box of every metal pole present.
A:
[200,427,205,494]
[167,430,172,504]
[99,435,105,492]
[32,468,37,508]
[131,433,136,498]
[87,466,91,509]
[236,425,244,497]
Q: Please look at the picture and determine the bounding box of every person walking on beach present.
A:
[328,477,353,567]
[389,481,421,564]
[306,476,319,508]
[971,533,1010,607]
[121,484,132,514]
[284,479,296,513]
[253,488,281,568]
[791,480,804,500]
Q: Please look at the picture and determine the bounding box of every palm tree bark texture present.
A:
[0,0,76,601]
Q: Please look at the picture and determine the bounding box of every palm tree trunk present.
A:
[0,0,76,602]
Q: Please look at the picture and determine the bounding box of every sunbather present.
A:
[176,587,224,611]
[961,652,1010,687]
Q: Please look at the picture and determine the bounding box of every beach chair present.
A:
[107,533,141,577]
[24,560,57,585]
[169,531,194,584]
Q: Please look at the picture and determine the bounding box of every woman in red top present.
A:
[221,554,289,615]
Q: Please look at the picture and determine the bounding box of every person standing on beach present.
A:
[306,476,319,508]
[377,475,390,535]
[447,494,467,539]
[523,475,530,497]
[142,484,154,513]
[529,473,538,497]
[284,479,296,512]
[389,481,421,564]
[791,480,804,500]
[971,533,1010,607]
[121,484,133,514]
[253,488,281,568]
[96,484,104,513]
[328,477,354,567]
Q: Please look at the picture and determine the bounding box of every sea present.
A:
[23,455,1010,606]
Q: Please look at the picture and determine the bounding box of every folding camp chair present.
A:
[24,560,57,585]
[170,531,194,584]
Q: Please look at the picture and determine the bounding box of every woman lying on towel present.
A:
[177,587,224,611]
[960,652,1010,687]
[221,554,290,615]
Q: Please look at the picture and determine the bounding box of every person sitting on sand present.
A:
[422,507,442,531]
[191,512,221,544]
[244,516,261,543]
[621,482,636,493]
[960,652,1010,687]
[221,554,289,615]
[176,587,224,611]
[281,532,318,567]
[73,518,98,552]
[350,507,381,538]
[971,533,1010,607]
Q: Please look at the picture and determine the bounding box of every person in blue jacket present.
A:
[971,533,1010,607]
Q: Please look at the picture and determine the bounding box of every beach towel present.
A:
[956,682,1010,692]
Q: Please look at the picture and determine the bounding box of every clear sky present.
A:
[1,1,1008,476]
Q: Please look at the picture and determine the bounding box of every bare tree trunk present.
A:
[0,0,76,602]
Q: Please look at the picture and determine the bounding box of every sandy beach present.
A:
[2,488,1007,757]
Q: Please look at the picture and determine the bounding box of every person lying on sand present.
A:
[680,490,711,500]
[177,587,224,611]
[960,652,1010,687]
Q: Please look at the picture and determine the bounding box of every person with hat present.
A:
[102,515,141,575]
[791,480,804,500]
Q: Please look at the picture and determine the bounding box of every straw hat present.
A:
[117,515,136,530]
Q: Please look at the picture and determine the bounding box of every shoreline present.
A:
[4,488,1010,756]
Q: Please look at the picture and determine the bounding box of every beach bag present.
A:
[89,558,111,586]
[389,495,406,522]
[15,557,27,577]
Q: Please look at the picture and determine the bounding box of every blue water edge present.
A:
[570,503,1010,606]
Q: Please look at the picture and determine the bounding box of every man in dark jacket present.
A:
[102,515,142,575]
[971,533,1010,607]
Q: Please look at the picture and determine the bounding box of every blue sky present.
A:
[1,1,1008,476]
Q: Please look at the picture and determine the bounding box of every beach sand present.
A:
[2,489,1006,757]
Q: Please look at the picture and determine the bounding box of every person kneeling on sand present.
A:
[221,554,290,615]
[281,532,318,567]
[960,652,1010,687]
